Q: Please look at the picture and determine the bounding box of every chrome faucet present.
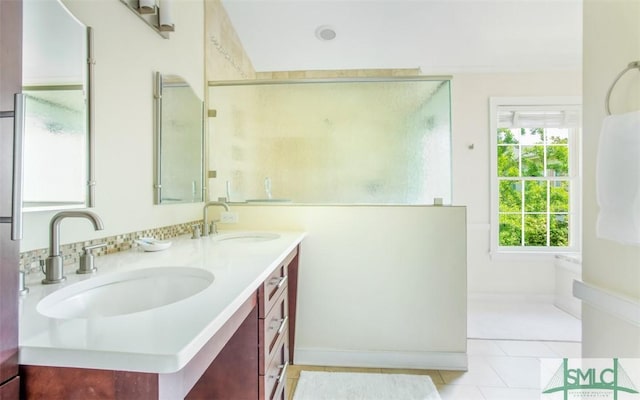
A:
[42,211,104,284]
[202,201,229,237]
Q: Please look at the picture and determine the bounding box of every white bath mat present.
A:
[292,371,442,400]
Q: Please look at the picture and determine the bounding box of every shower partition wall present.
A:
[208,77,451,205]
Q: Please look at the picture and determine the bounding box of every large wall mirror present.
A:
[208,78,452,204]
[154,72,205,204]
[22,0,94,211]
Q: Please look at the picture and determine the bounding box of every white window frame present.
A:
[489,96,582,259]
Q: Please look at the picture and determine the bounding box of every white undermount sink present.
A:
[213,232,280,243]
[37,267,214,319]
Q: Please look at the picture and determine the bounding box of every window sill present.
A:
[489,249,580,262]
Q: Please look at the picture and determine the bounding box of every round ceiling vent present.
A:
[315,25,336,41]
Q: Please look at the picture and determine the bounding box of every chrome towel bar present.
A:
[605,60,640,115]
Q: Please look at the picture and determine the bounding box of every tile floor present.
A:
[468,300,581,342]
[287,300,582,399]
[287,339,581,400]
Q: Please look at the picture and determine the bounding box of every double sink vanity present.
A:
[19,230,305,399]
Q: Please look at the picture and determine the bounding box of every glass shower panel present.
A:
[208,79,451,205]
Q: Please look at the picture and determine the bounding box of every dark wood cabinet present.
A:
[185,305,259,400]
[0,377,19,400]
[0,1,22,398]
[258,247,298,400]
[20,368,158,400]
[20,245,301,399]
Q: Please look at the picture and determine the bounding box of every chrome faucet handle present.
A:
[191,224,201,239]
[77,243,106,274]
[209,220,219,235]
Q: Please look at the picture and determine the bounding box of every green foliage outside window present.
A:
[497,127,570,247]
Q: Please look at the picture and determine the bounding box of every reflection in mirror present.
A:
[208,78,452,204]
[22,89,86,206]
[154,72,205,204]
[22,0,94,211]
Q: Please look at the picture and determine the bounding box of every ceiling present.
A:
[220,0,583,74]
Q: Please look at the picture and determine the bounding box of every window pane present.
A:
[520,128,544,145]
[547,145,569,177]
[524,214,547,246]
[550,214,569,246]
[546,128,569,144]
[499,180,522,212]
[524,181,547,212]
[550,181,569,212]
[497,128,519,144]
[493,102,579,252]
[521,145,544,177]
[497,146,520,177]
[499,214,522,246]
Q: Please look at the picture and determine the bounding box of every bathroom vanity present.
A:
[18,231,304,400]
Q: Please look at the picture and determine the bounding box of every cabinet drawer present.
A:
[259,247,296,318]
[259,333,289,400]
[0,376,19,400]
[259,291,288,375]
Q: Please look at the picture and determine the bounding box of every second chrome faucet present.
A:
[202,201,229,237]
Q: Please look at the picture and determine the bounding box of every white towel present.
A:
[596,110,640,245]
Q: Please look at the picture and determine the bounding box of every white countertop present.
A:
[19,230,306,374]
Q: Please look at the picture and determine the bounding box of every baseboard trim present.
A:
[293,348,468,371]
[554,296,582,320]
[573,280,640,327]
[468,292,555,304]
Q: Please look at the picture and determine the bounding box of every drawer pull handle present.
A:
[269,275,288,289]
[11,94,25,240]
[272,362,288,384]
[276,316,288,335]
[268,316,288,334]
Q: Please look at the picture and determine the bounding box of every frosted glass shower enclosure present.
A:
[208,78,451,204]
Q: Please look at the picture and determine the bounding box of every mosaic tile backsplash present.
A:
[20,220,202,276]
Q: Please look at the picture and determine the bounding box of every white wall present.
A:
[226,205,468,370]
[581,0,640,357]
[451,71,582,297]
[21,0,204,251]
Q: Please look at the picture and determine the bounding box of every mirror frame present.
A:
[153,71,206,205]
[21,22,95,211]
[86,26,96,207]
